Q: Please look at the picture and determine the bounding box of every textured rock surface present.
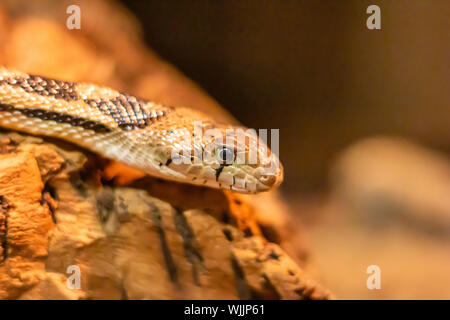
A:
[331,137,450,233]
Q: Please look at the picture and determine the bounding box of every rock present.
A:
[331,137,450,235]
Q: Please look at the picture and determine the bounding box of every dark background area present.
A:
[121,0,450,195]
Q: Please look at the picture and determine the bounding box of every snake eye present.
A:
[217,147,235,164]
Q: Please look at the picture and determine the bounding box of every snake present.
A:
[0,67,283,193]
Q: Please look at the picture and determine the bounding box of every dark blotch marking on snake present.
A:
[1,74,174,132]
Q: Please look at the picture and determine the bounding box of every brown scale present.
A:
[85,93,172,130]
[0,103,110,133]
[1,75,79,101]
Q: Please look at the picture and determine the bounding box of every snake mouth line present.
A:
[0,68,284,194]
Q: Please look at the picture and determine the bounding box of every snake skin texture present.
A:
[0,67,283,193]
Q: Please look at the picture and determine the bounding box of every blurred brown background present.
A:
[122,0,450,194]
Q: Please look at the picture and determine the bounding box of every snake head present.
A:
[164,123,283,193]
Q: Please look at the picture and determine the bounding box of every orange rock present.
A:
[0,0,330,299]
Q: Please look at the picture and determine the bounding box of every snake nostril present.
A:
[260,174,276,186]
[216,147,235,164]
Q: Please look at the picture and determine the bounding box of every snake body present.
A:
[0,67,283,193]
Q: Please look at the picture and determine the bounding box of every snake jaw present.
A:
[154,125,284,193]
